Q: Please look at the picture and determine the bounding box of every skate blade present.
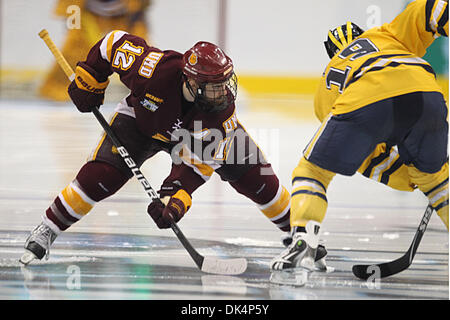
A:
[314,258,335,273]
[19,250,37,265]
[314,265,335,273]
[269,268,310,286]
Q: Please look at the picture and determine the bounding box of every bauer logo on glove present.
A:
[68,62,110,113]
[75,67,109,94]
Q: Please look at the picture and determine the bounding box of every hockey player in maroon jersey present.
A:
[20,31,328,265]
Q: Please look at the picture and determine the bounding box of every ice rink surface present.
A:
[0,99,448,301]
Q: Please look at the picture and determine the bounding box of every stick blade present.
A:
[352,257,408,280]
[352,264,373,280]
[201,257,247,275]
[352,205,433,280]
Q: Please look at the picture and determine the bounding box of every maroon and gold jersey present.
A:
[65,31,292,234]
[84,30,235,143]
[82,30,264,183]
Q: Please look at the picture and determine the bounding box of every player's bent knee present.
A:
[229,164,291,231]
[76,161,130,202]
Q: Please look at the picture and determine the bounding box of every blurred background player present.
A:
[39,0,151,102]
[20,32,293,264]
[271,0,449,272]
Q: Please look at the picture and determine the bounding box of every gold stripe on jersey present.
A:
[347,55,435,88]
[152,133,170,143]
[443,19,449,37]
[99,30,128,62]
[107,30,119,62]
[192,163,214,178]
[178,145,215,180]
[428,0,449,36]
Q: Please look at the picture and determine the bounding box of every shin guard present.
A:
[44,161,129,232]
[229,164,291,231]
[408,163,449,229]
[290,157,335,228]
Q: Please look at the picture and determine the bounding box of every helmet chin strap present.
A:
[182,81,196,102]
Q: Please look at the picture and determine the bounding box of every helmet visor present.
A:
[191,73,238,113]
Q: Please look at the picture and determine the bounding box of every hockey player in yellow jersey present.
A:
[271,0,449,272]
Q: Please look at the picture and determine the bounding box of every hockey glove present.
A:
[147,189,192,229]
[159,180,184,198]
[68,62,109,113]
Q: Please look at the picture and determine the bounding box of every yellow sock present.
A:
[291,157,335,227]
[408,163,449,230]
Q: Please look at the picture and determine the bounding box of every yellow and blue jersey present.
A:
[314,0,449,121]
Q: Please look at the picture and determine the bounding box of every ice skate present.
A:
[20,223,58,265]
[280,226,328,271]
[270,221,325,285]
[271,233,317,271]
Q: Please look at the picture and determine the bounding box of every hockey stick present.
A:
[352,205,433,280]
[38,29,247,275]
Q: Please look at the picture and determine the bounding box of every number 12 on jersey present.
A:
[112,41,144,70]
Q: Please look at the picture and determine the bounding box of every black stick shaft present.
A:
[92,107,204,269]
[37,31,208,271]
